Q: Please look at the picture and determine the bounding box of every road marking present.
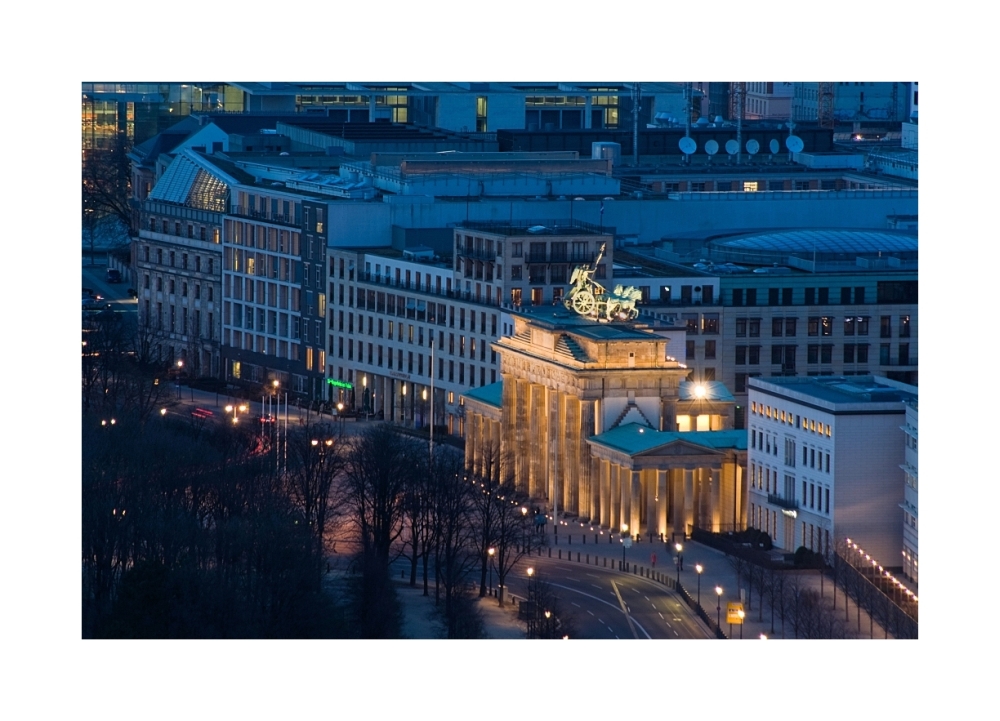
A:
[572,602,581,608]
[674,630,679,637]
[651,603,657,609]
[644,595,650,601]
[588,610,595,616]
[585,574,599,579]
[658,612,664,620]
[612,581,640,640]
[544,582,653,639]
[591,584,602,589]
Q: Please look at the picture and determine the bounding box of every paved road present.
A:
[505,556,712,640]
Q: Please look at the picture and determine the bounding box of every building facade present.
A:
[746,375,916,564]
[900,398,918,583]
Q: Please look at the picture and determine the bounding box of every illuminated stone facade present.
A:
[463,308,748,538]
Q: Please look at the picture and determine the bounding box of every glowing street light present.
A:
[715,585,723,627]
[695,563,703,606]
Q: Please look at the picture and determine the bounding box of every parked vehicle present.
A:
[106,268,122,283]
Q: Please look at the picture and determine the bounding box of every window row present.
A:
[224,275,301,311]
[345,288,498,335]
[336,339,496,387]
[147,218,220,244]
[224,303,301,340]
[142,245,216,274]
[143,301,214,340]
[143,274,216,302]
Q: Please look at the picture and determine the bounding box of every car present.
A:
[106,268,122,283]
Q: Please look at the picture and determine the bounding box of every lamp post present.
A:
[621,523,629,567]
[738,608,745,639]
[675,542,684,585]
[695,563,703,606]
[526,567,535,637]
[521,506,528,553]
[715,585,723,628]
[175,360,184,399]
[488,547,495,595]
[337,402,344,431]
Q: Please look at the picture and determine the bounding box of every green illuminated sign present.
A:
[326,379,354,389]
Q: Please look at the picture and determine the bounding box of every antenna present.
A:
[768,137,779,165]
[746,139,759,165]
[704,139,719,166]
[679,136,697,156]
[725,139,739,164]
[786,135,804,153]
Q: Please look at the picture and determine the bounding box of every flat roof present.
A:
[750,375,916,409]
[511,306,661,341]
[457,220,607,237]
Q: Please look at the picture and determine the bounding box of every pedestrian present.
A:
[651,552,657,568]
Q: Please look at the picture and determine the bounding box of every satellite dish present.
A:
[679,137,697,155]
[786,135,804,153]
[704,140,719,155]
[725,139,739,155]
[769,138,780,154]
[746,139,760,155]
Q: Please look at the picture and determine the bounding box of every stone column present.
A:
[656,469,668,537]
[465,411,477,471]
[382,377,393,422]
[547,389,561,511]
[579,399,596,518]
[683,468,695,537]
[564,396,580,512]
[645,469,657,536]
[670,469,684,536]
[590,455,601,524]
[514,378,530,494]
[528,383,547,499]
[710,467,722,532]
[629,470,641,538]
[600,459,611,528]
[608,464,618,533]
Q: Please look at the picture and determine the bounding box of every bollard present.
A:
[603,557,607,567]
[595,534,599,544]
[568,535,571,545]
[582,534,586,544]
[587,554,590,564]
[609,534,612,544]
[577,552,580,562]
[558,549,562,559]
[548,547,552,557]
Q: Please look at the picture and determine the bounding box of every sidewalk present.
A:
[532,525,892,640]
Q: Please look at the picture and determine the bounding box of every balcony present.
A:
[233,206,299,228]
[767,494,798,511]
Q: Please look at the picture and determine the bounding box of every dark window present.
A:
[772,318,783,337]
[768,288,779,305]
[705,340,716,359]
[858,316,870,335]
[736,345,747,364]
[818,287,829,304]
[771,345,784,365]
[732,288,743,306]
[749,345,760,364]
[841,287,852,304]
[880,316,892,338]
[703,286,714,304]
[877,280,918,304]
[736,318,747,337]
[855,287,865,304]
[900,315,911,338]
[821,344,833,364]
[703,367,716,381]
[686,340,695,359]
[808,345,819,364]
[857,344,869,363]
[735,373,748,393]
[746,288,757,306]
[782,288,793,305]
[844,344,855,363]
[899,343,910,365]
[844,317,855,336]
[880,343,891,365]
[749,318,761,337]
[805,288,816,305]
[808,317,819,336]
[785,318,797,336]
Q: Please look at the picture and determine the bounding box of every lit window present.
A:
[743,181,758,192]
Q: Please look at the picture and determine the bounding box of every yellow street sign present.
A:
[727,601,745,624]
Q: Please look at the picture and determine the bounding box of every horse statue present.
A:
[603,285,642,321]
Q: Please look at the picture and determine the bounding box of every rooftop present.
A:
[463,381,503,409]
[457,219,608,237]
[750,375,917,409]
[510,306,661,341]
[590,423,747,456]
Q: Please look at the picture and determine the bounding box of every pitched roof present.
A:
[589,423,747,456]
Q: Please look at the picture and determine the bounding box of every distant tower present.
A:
[818,82,835,129]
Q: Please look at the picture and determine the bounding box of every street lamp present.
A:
[521,506,528,553]
[488,547,495,595]
[738,608,745,639]
[621,523,629,567]
[675,542,684,585]
[715,585,723,628]
[175,360,184,398]
[695,563,703,606]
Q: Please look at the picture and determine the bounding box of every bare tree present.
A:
[466,439,515,597]
[341,424,419,638]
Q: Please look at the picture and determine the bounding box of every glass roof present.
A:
[713,230,917,255]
